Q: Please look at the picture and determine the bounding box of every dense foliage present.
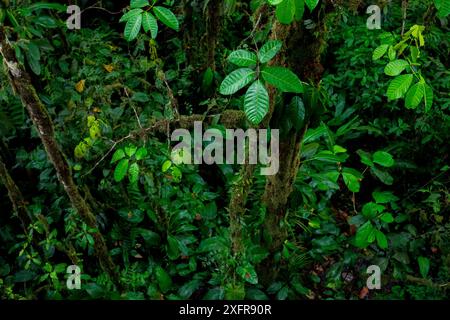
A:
[0,0,449,300]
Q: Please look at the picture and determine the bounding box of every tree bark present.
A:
[0,29,120,286]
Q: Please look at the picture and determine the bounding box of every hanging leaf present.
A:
[258,40,282,64]
[423,84,433,112]
[124,13,142,41]
[418,256,430,278]
[244,80,269,125]
[384,59,409,76]
[375,230,388,249]
[372,44,389,60]
[219,68,256,95]
[114,159,129,182]
[373,151,394,167]
[305,0,319,11]
[128,163,140,183]
[276,0,295,24]
[153,6,179,31]
[228,49,258,67]
[405,82,425,109]
[142,12,158,39]
[288,96,306,130]
[386,74,413,100]
[261,66,303,93]
[111,149,126,163]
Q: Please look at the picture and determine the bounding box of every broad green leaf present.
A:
[373,191,398,204]
[27,42,41,62]
[380,213,394,223]
[162,160,172,172]
[384,59,409,76]
[111,149,126,163]
[423,83,433,112]
[142,12,158,39]
[405,82,425,109]
[124,145,137,157]
[372,44,389,60]
[357,150,373,166]
[288,96,306,130]
[119,8,143,23]
[114,159,129,182]
[362,202,385,219]
[305,0,319,11]
[130,0,149,9]
[435,0,450,18]
[135,147,148,160]
[237,263,258,285]
[276,0,295,24]
[219,68,256,95]
[244,80,269,125]
[258,40,283,64]
[371,167,394,185]
[342,170,360,193]
[373,151,394,167]
[153,6,179,31]
[261,66,303,93]
[387,74,413,100]
[155,266,172,293]
[26,52,41,75]
[294,0,305,20]
[355,221,374,248]
[124,13,142,41]
[128,163,140,183]
[376,230,388,249]
[418,256,430,278]
[228,50,258,67]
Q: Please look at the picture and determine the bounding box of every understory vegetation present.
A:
[0,0,449,300]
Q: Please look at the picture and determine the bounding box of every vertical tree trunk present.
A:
[0,29,120,287]
[0,154,30,229]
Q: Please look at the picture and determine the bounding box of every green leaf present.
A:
[261,66,303,93]
[294,0,305,20]
[142,12,158,39]
[153,6,179,31]
[162,160,172,173]
[26,51,41,75]
[373,151,394,167]
[342,169,361,193]
[219,68,256,95]
[288,96,306,130]
[27,42,41,62]
[305,0,319,11]
[372,44,389,60]
[435,0,450,17]
[276,0,295,24]
[423,84,433,112]
[418,256,430,278]
[362,202,385,219]
[384,59,409,76]
[124,13,142,41]
[258,40,283,64]
[111,149,126,163]
[355,221,374,248]
[373,191,398,204]
[237,263,258,285]
[371,167,394,185]
[124,145,137,157]
[387,74,413,100]
[167,235,180,260]
[114,159,129,182]
[128,163,140,183]
[135,147,148,160]
[405,82,425,109]
[268,0,284,5]
[380,213,394,223]
[119,8,143,23]
[244,80,269,125]
[228,50,258,67]
[155,266,172,293]
[130,0,149,9]
[376,230,388,249]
